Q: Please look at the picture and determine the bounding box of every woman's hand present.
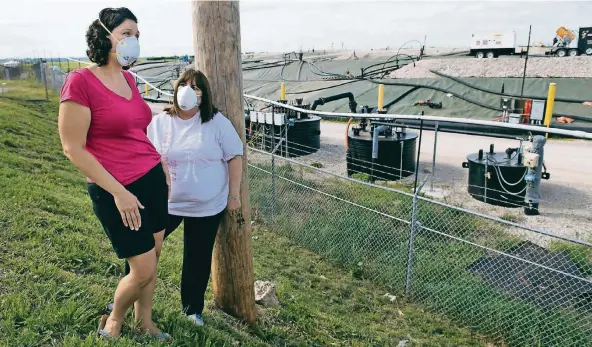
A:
[583,101,592,106]
[227,195,241,211]
[113,190,145,231]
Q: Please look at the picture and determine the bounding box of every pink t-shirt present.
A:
[60,68,161,186]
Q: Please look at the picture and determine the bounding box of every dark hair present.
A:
[85,7,138,67]
[165,69,219,123]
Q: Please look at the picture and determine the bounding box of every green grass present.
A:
[0,80,495,346]
[247,159,592,346]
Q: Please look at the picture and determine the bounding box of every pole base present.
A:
[524,203,540,216]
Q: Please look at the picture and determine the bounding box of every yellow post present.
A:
[543,82,556,138]
[280,83,286,100]
[144,83,149,97]
[377,84,384,111]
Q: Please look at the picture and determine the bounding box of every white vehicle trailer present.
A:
[470,32,519,58]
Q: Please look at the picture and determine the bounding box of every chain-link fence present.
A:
[398,123,592,245]
[245,111,592,245]
[0,59,69,97]
[247,142,592,346]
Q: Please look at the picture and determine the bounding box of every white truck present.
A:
[469,32,520,58]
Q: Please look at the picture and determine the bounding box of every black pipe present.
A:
[378,54,416,78]
[430,69,589,104]
[362,77,591,122]
[311,92,357,113]
[361,56,415,76]
[384,86,420,110]
[364,77,502,112]
[286,80,359,95]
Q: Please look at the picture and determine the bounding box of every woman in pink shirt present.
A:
[57,7,170,340]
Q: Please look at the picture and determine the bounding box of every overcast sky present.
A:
[1,0,591,59]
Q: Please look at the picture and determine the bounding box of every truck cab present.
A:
[548,26,592,56]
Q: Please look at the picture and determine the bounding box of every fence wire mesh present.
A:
[247,146,592,347]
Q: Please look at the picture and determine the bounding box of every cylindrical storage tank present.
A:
[244,113,251,141]
[347,129,417,181]
[463,151,527,208]
[264,116,321,158]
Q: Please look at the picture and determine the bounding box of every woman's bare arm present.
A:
[227,156,243,207]
[58,101,144,230]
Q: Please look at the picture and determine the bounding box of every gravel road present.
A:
[390,57,592,79]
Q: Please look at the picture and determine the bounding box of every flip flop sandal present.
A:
[97,315,119,340]
[151,331,172,341]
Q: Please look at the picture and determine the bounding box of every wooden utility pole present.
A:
[191,0,256,325]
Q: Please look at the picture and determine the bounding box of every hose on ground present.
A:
[362,77,591,122]
[384,86,420,110]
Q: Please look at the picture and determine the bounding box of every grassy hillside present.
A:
[0,80,490,346]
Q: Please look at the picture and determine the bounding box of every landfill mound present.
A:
[390,57,592,79]
[134,56,592,130]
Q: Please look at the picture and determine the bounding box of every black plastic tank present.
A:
[346,127,417,181]
[264,116,322,157]
[244,112,251,141]
[462,146,527,208]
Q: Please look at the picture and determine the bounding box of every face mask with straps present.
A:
[176,83,203,111]
[98,19,140,68]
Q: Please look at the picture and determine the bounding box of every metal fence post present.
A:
[42,63,49,101]
[52,65,56,92]
[413,118,424,193]
[430,122,438,191]
[270,104,276,225]
[405,175,428,296]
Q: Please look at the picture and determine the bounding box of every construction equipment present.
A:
[547,26,592,57]
[497,97,546,125]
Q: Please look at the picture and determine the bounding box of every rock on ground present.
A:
[254,280,280,308]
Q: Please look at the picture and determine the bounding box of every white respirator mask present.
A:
[176,86,201,111]
[98,19,140,68]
